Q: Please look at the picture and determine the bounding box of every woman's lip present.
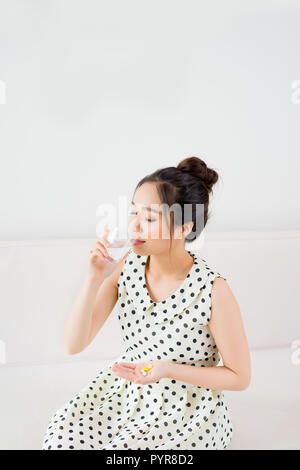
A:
[131,238,146,245]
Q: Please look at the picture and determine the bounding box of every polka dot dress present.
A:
[42,249,233,450]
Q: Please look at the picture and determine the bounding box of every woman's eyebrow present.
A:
[131,201,161,214]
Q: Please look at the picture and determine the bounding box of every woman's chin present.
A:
[132,243,146,252]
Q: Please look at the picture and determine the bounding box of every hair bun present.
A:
[177,156,218,193]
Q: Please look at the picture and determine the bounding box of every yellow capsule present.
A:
[142,367,150,371]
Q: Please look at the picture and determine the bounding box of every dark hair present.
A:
[134,156,219,244]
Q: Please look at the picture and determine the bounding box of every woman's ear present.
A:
[174,222,193,241]
[174,224,184,240]
[183,221,194,238]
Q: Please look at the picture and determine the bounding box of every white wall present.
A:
[0,0,300,240]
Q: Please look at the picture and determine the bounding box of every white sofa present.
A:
[0,231,299,450]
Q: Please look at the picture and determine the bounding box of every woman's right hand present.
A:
[87,229,130,280]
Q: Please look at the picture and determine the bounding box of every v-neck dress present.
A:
[42,248,233,450]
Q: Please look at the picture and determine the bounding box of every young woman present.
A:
[42,156,251,450]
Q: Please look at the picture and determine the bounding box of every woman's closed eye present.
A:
[129,211,156,222]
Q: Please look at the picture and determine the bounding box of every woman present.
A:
[42,156,251,450]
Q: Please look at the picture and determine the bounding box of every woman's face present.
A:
[128,183,187,255]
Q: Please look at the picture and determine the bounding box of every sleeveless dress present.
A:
[42,248,233,450]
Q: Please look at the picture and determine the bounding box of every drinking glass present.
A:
[105,226,134,262]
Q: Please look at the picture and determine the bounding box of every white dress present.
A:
[42,248,233,450]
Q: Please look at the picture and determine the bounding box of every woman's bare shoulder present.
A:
[210,276,242,323]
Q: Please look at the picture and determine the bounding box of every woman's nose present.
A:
[128,220,141,236]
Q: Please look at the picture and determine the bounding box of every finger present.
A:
[95,231,110,249]
[94,246,114,261]
[102,234,110,246]
[116,363,136,369]
[95,242,110,257]
[96,239,110,250]
[101,229,112,246]
[113,364,136,373]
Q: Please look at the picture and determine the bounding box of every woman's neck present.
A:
[146,248,194,282]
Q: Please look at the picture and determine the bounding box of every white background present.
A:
[1,2,300,450]
[0,0,300,240]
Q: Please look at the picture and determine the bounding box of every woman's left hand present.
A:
[111,359,170,385]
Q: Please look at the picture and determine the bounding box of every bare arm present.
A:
[207,276,251,389]
[165,277,252,391]
[63,258,126,355]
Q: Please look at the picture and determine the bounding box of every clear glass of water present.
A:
[105,226,133,263]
